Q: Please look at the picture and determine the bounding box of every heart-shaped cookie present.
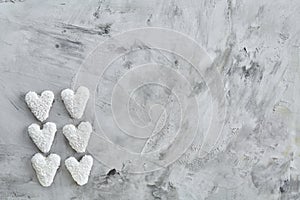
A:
[25,90,54,122]
[28,122,57,153]
[65,155,93,186]
[31,153,61,187]
[61,86,89,119]
[63,122,92,153]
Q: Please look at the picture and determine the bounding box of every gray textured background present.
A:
[0,0,300,199]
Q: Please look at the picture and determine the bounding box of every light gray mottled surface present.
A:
[0,0,300,199]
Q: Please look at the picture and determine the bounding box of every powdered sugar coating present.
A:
[25,90,54,122]
[28,122,57,153]
[61,86,89,119]
[63,121,92,153]
[65,155,93,186]
[31,153,60,187]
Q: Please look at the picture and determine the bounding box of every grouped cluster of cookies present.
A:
[25,86,93,187]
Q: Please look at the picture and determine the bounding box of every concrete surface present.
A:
[0,0,300,199]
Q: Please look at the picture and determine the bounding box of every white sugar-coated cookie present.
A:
[63,122,92,153]
[25,90,54,122]
[31,153,60,187]
[61,86,89,119]
[65,155,93,186]
[28,122,57,153]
